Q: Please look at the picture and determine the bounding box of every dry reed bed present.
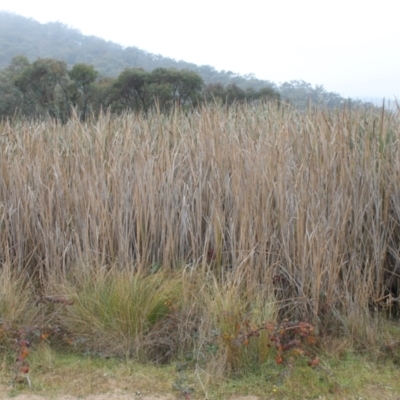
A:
[1,104,400,326]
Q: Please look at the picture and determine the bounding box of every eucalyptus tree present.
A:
[111,68,151,112]
[149,68,203,110]
[68,63,98,120]
[13,58,70,121]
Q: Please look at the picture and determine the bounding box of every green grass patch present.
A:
[2,345,400,399]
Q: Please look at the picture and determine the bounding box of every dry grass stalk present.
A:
[0,103,399,353]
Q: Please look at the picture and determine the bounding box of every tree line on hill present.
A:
[0,56,282,121]
[0,12,278,91]
[0,12,372,114]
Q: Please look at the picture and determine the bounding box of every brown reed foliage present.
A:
[1,103,400,338]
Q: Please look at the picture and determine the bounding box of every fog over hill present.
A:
[0,12,275,90]
[0,12,380,109]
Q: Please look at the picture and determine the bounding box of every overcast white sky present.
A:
[1,0,399,100]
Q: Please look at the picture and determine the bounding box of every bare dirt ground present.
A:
[2,394,175,400]
[0,383,264,400]
[1,379,400,399]
[2,386,400,400]
[0,384,268,400]
[1,385,178,400]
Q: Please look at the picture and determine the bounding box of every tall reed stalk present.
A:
[1,103,399,331]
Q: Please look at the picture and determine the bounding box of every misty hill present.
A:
[0,12,371,109]
[0,12,275,91]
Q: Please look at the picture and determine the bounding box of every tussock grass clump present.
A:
[52,268,183,360]
[0,265,38,346]
[1,102,400,375]
[191,273,276,377]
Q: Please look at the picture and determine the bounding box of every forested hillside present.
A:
[0,11,371,115]
[0,55,284,121]
[0,12,274,90]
